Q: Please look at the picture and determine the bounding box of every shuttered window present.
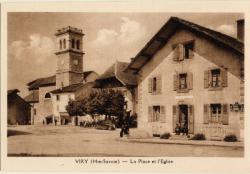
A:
[148,76,162,94]
[204,103,229,125]
[148,105,165,122]
[204,68,228,89]
[188,105,194,134]
[173,41,195,61]
[148,106,153,122]
[160,106,166,123]
[222,104,229,125]
[172,105,178,132]
[173,72,193,92]
[203,104,209,124]
[148,78,152,93]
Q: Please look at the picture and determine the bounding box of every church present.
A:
[25,26,98,125]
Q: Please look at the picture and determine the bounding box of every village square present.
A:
[7,13,244,157]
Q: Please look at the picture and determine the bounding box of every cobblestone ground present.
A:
[7,125,243,157]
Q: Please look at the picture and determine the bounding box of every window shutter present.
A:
[172,105,179,132]
[178,44,184,61]
[203,104,209,124]
[148,106,153,122]
[204,70,210,88]
[156,76,162,94]
[173,74,178,91]
[221,69,228,87]
[189,49,194,59]
[188,105,194,134]
[173,45,179,61]
[148,78,152,93]
[160,106,166,123]
[222,104,229,125]
[187,72,193,90]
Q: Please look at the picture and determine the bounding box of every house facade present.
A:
[8,89,31,125]
[25,26,98,125]
[126,17,244,140]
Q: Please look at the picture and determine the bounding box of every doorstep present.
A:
[119,137,244,148]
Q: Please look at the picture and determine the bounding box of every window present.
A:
[148,105,166,123]
[174,72,192,92]
[148,76,162,94]
[56,95,60,101]
[60,40,62,50]
[34,108,36,115]
[211,69,221,87]
[63,39,66,49]
[45,93,51,98]
[204,68,227,89]
[72,39,75,48]
[184,42,194,59]
[173,41,194,61]
[179,73,187,89]
[152,106,161,122]
[76,40,80,49]
[210,104,222,123]
[152,77,157,92]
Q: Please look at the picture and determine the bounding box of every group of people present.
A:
[175,123,188,135]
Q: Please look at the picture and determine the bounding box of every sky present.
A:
[7,12,243,97]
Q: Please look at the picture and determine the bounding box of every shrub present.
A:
[224,134,237,142]
[190,133,206,140]
[160,133,171,139]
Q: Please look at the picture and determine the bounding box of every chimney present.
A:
[237,19,244,41]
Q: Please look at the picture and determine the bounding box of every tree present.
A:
[66,89,125,119]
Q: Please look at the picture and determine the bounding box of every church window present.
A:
[63,39,66,49]
[45,93,51,98]
[72,39,75,49]
[76,40,80,49]
[56,95,60,101]
[60,40,62,50]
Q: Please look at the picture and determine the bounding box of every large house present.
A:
[126,17,244,140]
[94,61,137,116]
[25,26,98,125]
[8,89,31,125]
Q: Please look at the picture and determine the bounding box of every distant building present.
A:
[25,26,98,125]
[8,89,31,125]
[126,17,244,140]
[95,61,137,116]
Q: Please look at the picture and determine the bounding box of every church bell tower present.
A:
[55,26,84,89]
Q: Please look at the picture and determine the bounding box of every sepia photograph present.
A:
[6,12,245,158]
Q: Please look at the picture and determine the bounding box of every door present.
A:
[179,105,188,133]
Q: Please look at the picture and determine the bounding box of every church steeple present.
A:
[55,26,84,89]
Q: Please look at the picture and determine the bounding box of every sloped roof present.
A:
[8,89,20,95]
[126,16,244,72]
[50,82,95,94]
[24,90,39,103]
[97,61,137,86]
[27,75,56,90]
[27,71,98,90]
[84,71,97,78]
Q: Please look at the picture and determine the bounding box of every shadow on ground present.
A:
[7,130,32,137]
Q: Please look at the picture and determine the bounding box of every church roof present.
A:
[126,16,244,72]
[27,75,56,90]
[50,82,94,94]
[96,61,137,86]
[27,71,97,90]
